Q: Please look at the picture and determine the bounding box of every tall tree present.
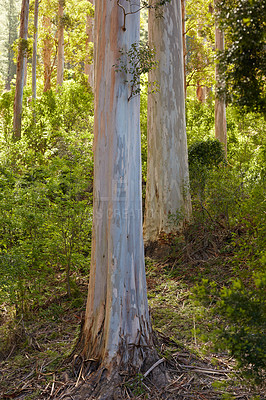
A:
[32,0,39,99]
[84,0,94,89]
[13,0,30,139]
[80,0,157,387]
[144,0,191,243]
[214,1,227,155]
[56,0,64,86]
[42,0,53,92]
[4,0,19,90]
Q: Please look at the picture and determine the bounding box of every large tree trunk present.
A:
[81,0,153,374]
[32,0,39,99]
[56,0,64,87]
[144,0,191,243]
[13,0,30,140]
[214,0,227,155]
[84,0,94,89]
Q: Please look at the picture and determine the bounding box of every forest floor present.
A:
[0,228,265,400]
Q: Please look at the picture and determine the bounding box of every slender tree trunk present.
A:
[214,0,227,155]
[13,0,30,140]
[81,0,153,373]
[181,0,186,96]
[144,0,191,243]
[43,5,52,92]
[85,0,94,89]
[56,0,64,87]
[32,0,39,99]
[6,0,18,91]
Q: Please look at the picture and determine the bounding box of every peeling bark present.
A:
[144,0,192,243]
[81,0,153,372]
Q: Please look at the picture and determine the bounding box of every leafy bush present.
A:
[193,272,266,381]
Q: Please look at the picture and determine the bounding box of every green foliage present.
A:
[193,273,266,381]
[188,138,225,168]
[216,0,266,114]
[186,97,215,145]
[0,79,94,314]
[114,42,158,100]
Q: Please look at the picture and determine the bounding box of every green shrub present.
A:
[193,273,266,381]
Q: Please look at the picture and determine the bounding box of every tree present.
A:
[1,0,19,90]
[32,0,39,99]
[143,0,191,243]
[41,0,54,92]
[79,0,160,392]
[56,0,64,86]
[214,0,227,154]
[13,0,30,139]
[84,0,94,88]
[216,0,266,114]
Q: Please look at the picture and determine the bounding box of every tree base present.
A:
[59,349,169,400]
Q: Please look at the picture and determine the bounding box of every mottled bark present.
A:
[82,0,152,371]
[85,0,94,89]
[32,0,39,99]
[56,0,64,87]
[144,0,191,243]
[215,0,227,155]
[13,0,30,139]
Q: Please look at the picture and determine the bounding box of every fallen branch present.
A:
[143,358,165,378]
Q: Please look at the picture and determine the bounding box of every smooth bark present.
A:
[181,0,186,95]
[214,0,227,155]
[13,0,30,139]
[43,2,53,92]
[32,0,39,99]
[144,0,191,243]
[82,0,152,371]
[85,0,94,89]
[56,0,64,87]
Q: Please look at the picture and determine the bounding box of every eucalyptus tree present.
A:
[80,0,158,388]
[84,0,94,88]
[13,0,30,139]
[56,0,64,86]
[144,0,191,243]
[32,0,39,99]
[214,0,227,155]
[1,0,19,90]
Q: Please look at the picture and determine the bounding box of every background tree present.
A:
[56,0,64,86]
[84,0,94,88]
[13,0,30,139]
[0,0,19,90]
[32,0,39,99]
[185,0,215,97]
[144,0,191,243]
[214,0,227,154]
